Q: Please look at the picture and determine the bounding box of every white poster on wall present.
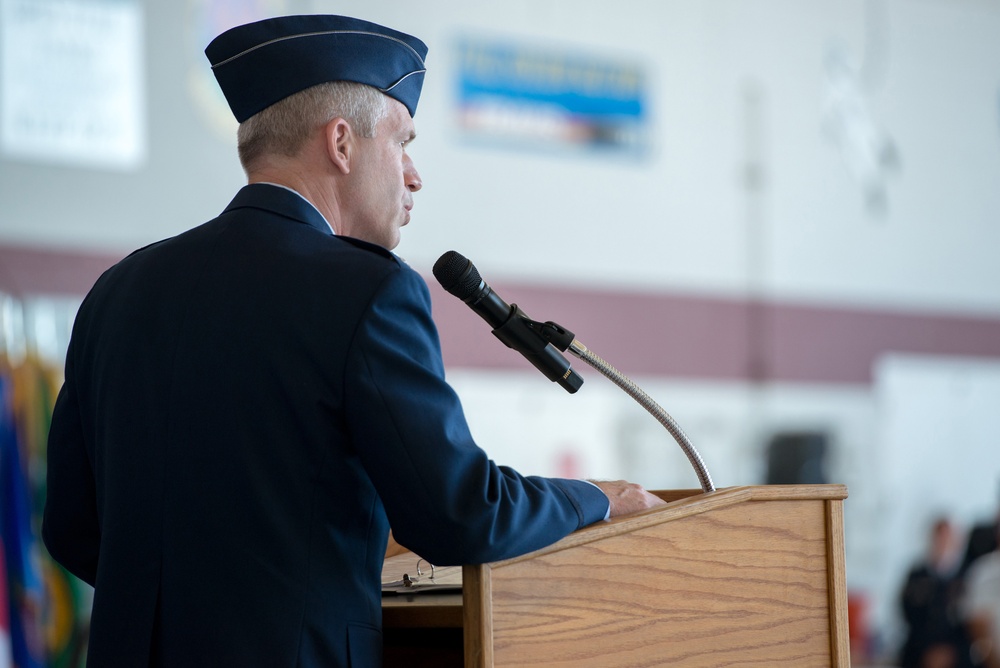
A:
[0,0,146,170]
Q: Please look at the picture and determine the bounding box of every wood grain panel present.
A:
[487,499,834,667]
[826,500,850,665]
[464,563,494,667]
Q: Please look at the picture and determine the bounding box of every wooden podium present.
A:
[383,484,849,667]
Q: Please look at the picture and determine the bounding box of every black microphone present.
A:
[432,250,584,394]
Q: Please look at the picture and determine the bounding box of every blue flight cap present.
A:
[205,15,428,122]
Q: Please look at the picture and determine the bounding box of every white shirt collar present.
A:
[257,182,336,234]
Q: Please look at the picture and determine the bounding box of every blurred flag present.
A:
[1,542,11,668]
[1,372,45,668]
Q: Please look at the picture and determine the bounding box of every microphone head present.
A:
[433,250,483,301]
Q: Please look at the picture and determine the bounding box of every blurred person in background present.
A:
[899,516,974,668]
[960,497,999,579]
[963,519,1000,668]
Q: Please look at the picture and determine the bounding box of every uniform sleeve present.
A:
[42,350,101,586]
[344,266,609,566]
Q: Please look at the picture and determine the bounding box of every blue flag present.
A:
[1,372,45,668]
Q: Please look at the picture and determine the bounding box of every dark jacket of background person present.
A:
[899,518,975,668]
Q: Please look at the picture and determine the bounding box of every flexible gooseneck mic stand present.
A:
[528,320,716,494]
[434,250,715,494]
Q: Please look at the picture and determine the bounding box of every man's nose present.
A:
[404,155,422,192]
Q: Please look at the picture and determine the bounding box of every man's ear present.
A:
[324,118,353,175]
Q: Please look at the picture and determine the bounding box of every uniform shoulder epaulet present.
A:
[336,236,399,263]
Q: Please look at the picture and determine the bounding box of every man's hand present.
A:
[590,480,667,518]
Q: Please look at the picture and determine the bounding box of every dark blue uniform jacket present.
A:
[43,184,609,667]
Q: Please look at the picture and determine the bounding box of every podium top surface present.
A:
[490,483,847,568]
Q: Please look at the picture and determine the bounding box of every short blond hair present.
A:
[237,81,388,172]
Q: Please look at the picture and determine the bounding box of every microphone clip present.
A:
[524,320,576,352]
[491,306,583,393]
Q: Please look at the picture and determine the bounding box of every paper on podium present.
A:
[381,552,462,595]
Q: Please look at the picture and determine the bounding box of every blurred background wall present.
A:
[2,0,999,664]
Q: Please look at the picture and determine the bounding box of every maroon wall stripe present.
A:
[765,302,1000,384]
[0,242,125,298]
[429,281,1000,385]
[4,243,1000,385]
[428,281,753,381]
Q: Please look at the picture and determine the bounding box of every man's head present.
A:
[205,15,427,250]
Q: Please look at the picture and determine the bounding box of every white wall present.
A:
[4,1,999,313]
[386,0,1000,316]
